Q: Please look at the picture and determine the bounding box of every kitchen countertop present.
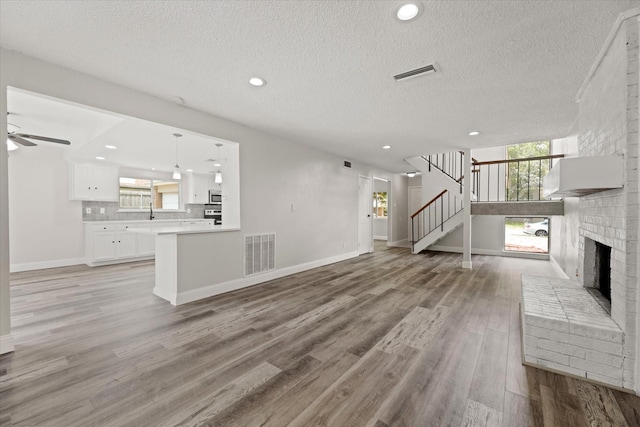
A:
[83,219,212,225]
[127,224,240,235]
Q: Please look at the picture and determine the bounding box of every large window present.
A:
[506,141,550,201]
[504,217,549,253]
[119,177,180,210]
[373,191,388,219]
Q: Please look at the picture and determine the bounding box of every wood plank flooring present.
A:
[1,242,639,426]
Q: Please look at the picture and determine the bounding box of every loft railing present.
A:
[422,151,465,183]
[471,154,564,202]
[410,189,464,252]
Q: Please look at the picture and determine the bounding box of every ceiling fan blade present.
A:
[8,134,37,147]
[15,133,71,145]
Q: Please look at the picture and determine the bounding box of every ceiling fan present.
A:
[7,113,71,148]
[7,132,71,147]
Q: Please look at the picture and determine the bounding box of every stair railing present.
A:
[411,189,464,252]
[471,154,564,202]
[422,151,478,194]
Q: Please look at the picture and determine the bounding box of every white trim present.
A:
[0,334,15,354]
[387,239,410,248]
[373,236,388,241]
[428,245,550,260]
[462,261,473,269]
[549,255,570,280]
[152,286,178,306]
[10,257,86,273]
[576,7,640,102]
[168,251,360,306]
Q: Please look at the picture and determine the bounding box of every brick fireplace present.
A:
[523,11,640,392]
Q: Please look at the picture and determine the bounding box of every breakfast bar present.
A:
[128,224,243,305]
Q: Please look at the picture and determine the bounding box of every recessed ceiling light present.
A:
[397,3,420,21]
[382,145,392,150]
[407,172,416,177]
[105,145,117,149]
[151,168,156,171]
[249,77,266,87]
[186,169,193,172]
[96,156,105,160]
[213,163,221,167]
[468,131,480,136]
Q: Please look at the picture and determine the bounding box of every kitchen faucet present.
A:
[150,203,154,220]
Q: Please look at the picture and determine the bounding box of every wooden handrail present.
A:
[473,154,564,166]
[411,189,447,219]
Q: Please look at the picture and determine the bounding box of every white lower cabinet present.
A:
[93,231,137,261]
[85,221,182,266]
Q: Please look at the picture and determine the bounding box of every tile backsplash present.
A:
[82,201,205,221]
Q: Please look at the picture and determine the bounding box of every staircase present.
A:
[407,151,565,254]
[406,152,471,254]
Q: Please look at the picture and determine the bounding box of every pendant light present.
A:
[172,133,182,180]
[214,143,223,184]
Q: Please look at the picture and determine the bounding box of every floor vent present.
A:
[394,64,436,81]
[244,233,276,276]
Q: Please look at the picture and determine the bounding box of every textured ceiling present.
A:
[1,0,637,172]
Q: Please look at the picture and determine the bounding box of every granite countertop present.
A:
[83,219,211,225]
[127,224,240,235]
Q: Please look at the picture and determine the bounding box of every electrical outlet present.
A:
[100,208,105,214]
[85,208,91,214]
[187,208,191,213]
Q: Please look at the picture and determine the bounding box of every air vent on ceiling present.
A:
[394,64,436,81]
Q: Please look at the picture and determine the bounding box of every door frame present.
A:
[358,175,373,255]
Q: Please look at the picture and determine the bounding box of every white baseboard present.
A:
[549,255,571,280]
[0,334,15,354]
[373,236,388,241]
[462,261,473,269]
[10,257,86,273]
[387,239,410,248]
[172,251,360,306]
[153,287,178,306]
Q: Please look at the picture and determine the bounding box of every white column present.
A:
[462,149,472,269]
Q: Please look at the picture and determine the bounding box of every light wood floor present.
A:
[1,242,639,426]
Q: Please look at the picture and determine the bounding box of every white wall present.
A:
[8,145,85,270]
[0,48,409,349]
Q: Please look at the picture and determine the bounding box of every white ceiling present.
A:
[7,88,232,175]
[1,1,637,172]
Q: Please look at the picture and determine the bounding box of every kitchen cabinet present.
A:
[93,231,137,261]
[85,221,182,266]
[186,173,211,204]
[70,163,119,201]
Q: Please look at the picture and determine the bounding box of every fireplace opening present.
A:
[595,241,612,303]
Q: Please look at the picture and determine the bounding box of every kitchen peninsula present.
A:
[128,224,243,305]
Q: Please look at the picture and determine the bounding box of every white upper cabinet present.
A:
[70,163,119,201]
[185,172,212,204]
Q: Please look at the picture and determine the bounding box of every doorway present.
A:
[372,177,389,244]
[358,176,372,255]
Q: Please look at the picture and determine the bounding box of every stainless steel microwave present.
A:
[208,190,222,204]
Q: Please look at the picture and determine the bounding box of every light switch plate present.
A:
[85,208,91,214]
[100,208,105,214]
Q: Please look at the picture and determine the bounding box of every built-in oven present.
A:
[204,204,222,225]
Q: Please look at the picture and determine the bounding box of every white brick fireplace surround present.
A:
[522,276,625,387]
[525,10,639,393]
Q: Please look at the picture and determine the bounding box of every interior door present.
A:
[358,176,372,254]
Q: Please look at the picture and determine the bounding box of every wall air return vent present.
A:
[394,64,437,81]
[244,233,276,276]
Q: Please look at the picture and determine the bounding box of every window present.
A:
[119,177,180,210]
[373,191,388,219]
[504,217,549,253]
[505,141,550,201]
